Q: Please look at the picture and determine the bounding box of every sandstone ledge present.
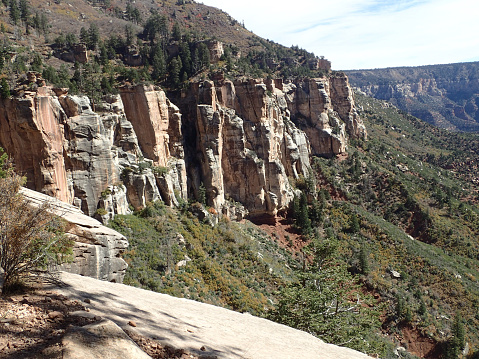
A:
[53,271,372,359]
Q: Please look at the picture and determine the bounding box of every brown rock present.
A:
[128,321,137,327]
[48,311,64,320]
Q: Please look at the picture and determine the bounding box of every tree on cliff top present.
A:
[0,148,73,292]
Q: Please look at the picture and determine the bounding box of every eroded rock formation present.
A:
[346,62,479,131]
[20,187,128,282]
[178,75,366,215]
[0,74,365,279]
[0,75,365,218]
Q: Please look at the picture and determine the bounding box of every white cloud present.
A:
[200,0,479,70]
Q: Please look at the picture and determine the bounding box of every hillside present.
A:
[346,62,479,132]
[1,0,479,359]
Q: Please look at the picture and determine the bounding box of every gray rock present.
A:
[20,187,128,282]
[62,319,151,359]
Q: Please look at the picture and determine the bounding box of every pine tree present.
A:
[168,56,182,88]
[151,45,165,81]
[18,0,28,23]
[79,27,89,44]
[358,246,369,275]
[179,41,192,77]
[444,313,466,359]
[268,236,379,352]
[349,213,360,233]
[125,24,134,46]
[172,22,181,41]
[9,0,20,25]
[297,192,311,234]
[87,23,100,50]
[0,78,10,99]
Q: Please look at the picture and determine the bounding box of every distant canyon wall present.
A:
[346,63,479,131]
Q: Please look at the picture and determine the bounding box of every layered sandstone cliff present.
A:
[0,75,365,219]
[178,75,366,215]
[0,75,364,279]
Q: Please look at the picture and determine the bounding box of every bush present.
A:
[0,150,72,291]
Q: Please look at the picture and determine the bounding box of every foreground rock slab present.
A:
[62,319,152,359]
[52,272,372,359]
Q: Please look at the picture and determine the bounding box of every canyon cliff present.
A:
[0,74,365,218]
[346,62,479,131]
[0,74,365,278]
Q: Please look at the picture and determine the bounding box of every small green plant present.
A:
[95,207,108,216]
[153,166,168,176]
[101,188,112,198]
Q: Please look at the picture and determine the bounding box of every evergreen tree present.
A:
[9,0,20,25]
[87,23,100,50]
[358,246,369,275]
[79,27,89,44]
[18,0,29,23]
[98,43,109,65]
[31,52,43,72]
[168,56,182,88]
[198,42,210,69]
[444,313,466,359]
[179,41,192,77]
[125,24,134,47]
[172,22,181,41]
[268,237,379,352]
[309,197,323,226]
[349,213,360,233]
[151,45,166,81]
[65,33,77,47]
[297,192,311,234]
[0,78,10,99]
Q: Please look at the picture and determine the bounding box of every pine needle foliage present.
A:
[267,236,380,353]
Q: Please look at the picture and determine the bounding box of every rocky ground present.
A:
[0,280,199,359]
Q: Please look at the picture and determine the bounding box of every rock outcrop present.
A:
[20,187,128,282]
[62,319,152,359]
[178,75,365,215]
[0,75,364,279]
[120,85,187,207]
[54,271,373,359]
[0,75,364,219]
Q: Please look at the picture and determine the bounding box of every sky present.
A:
[199,0,479,70]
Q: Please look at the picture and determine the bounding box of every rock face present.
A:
[20,187,128,282]
[0,75,364,219]
[0,76,364,279]
[346,62,479,131]
[119,85,187,207]
[179,75,365,215]
[55,271,373,359]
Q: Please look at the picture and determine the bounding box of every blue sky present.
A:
[199,0,479,70]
